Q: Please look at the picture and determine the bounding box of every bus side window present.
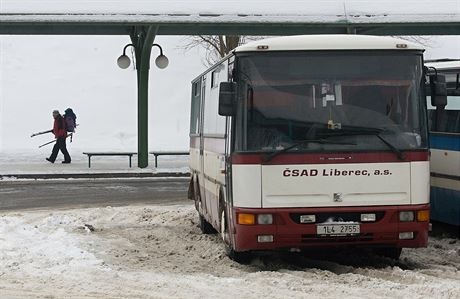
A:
[439,109,460,133]
[447,109,460,133]
[430,96,460,133]
[190,81,201,135]
[428,109,434,131]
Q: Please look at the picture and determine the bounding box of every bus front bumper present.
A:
[232,204,430,252]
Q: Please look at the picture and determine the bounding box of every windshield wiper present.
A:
[263,139,356,162]
[320,126,406,160]
[375,134,406,160]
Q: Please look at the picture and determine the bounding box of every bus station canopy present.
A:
[1,0,459,168]
[1,0,460,35]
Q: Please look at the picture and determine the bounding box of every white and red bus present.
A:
[189,35,436,262]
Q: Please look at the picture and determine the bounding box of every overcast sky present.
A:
[0,35,206,152]
[0,34,459,152]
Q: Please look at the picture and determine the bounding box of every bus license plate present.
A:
[316,224,360,236]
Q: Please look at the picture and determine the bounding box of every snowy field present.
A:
[0,204,459,299]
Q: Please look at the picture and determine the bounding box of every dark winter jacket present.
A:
[53,115,67,138]
[64,108,76,120]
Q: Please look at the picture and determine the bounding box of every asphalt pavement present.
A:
[0,178,190,211]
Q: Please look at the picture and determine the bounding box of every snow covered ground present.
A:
[0,204,459,298]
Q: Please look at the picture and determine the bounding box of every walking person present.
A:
[46,110,71,164]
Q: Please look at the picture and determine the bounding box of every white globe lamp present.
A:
[155,55,169,69]
[117,55,131,69]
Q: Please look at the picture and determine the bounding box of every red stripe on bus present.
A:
[231,151,429,164]
[189,136,226,154]
[189,136,200,148]
[204,137,225,153]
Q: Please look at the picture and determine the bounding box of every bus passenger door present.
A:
[199,76,207,213]
[224,116,235,227]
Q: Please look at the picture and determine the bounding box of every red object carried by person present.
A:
[53,115,67,138]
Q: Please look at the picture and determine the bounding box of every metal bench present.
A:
[82,152,137,168]
[149,151,189,167]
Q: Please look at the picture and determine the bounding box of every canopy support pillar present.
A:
[130,26,158,168]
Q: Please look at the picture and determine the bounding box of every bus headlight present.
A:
[300,215,316,223]
[360,213,376,222]
[257,214,273,225]
[399,232,414,240]
[257,235,274,243]
[399,211,415,222]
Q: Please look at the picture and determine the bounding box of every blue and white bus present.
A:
[426,60,460,226]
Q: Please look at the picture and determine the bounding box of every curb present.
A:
[0,172,191,180]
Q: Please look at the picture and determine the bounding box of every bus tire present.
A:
[220,209,252,264]
[374,247,402,260]
[189,178,201,212]
[187,177,194,200]
[192,178,202,213]
[199,214,216,234]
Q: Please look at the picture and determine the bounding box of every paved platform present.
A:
[0,150,190,179]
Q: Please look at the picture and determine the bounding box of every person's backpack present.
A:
[64,108,77,132]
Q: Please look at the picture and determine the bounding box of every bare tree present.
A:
[181,35,263,66]
[396,36,433,47]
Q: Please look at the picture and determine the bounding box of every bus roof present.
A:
[425,60,460,71]
[234,35,424,52]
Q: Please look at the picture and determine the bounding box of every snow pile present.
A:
[1,1,459,25]
[0,213,109,297]
[0,205,459,298]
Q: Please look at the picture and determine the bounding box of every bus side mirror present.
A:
[218,82,237,116]
[429,74,448,107]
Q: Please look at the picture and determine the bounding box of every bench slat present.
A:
[149,151,189,167]
[83,152,136,156]
[149,151,189,155]
[82,151,189,168]
[83,152,137,168]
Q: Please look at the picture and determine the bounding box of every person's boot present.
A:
[46,158,54,163]
[62,161,71,164]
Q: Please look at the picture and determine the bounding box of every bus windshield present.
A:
[235,51,427,153]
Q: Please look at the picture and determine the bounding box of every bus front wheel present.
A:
[220,209,252,264]
[199,214,216,234]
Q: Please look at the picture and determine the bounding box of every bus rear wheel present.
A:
[193,181,216,234]
[191,179,201,212]
[220,209,252,264]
